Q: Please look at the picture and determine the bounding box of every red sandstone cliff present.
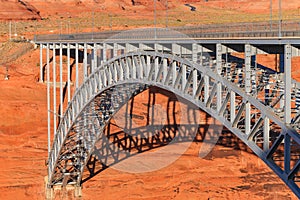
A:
[1,0,300,21]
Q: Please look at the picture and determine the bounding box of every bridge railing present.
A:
[34,20,300,42]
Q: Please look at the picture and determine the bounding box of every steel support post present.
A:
[52,43,57,136]
[182,64,186,91]
[263,117,270,151]
[113,43,118,58]
[245,44,252,94]
[172,43,179,55]
[245,44,252,135]
[284,134,291,174]
[103,43,107,63]
[146,55,151,77]
[204,75,209,104]
[75,43,79,89]
[155,56,159,80]
[172,61,176,86]
[40,44,43,82]
[230,91,236,124]
[84,43,88,79]
[131,57,136,80]
[67,43,71,103]
[192,43,198,63]
[154,43,159,52]
[284,44,292,124]
[245,102,251,135]
[93,43,97,72]
[125,43,131,54]
[193,69,197,96]
[163,58,167,83]
[46,43,50,154]
[216,43,222,75]
[200,45,203,66]
[59,44,63,118]
[216,43,222,111]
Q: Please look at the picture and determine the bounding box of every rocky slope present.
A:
[1,0,300,20]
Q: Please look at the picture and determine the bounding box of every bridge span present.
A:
[35,26,300,198]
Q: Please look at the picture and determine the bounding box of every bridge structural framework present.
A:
[35,27,300,198]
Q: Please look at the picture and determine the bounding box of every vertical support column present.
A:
[146,55,151,77]
[46,43,50,154]
[154,43,159,52]
[200,45,203,66]
[182,64,186,91]
[245,44,252,136]
[172,61,177,86]
[113,43,118,58]
[40,44,43,82]
[172,43,178,55]
[216,43,222,111]
[251,53,257,97]
[263,117,270,151]
[125,43,130,53]
[284,134,291,174]
[192,43,198,63]
[59,43,63,118]
[163,58,167,83]
[103,43,107,63]
[83,43,88,80]
[52,43,57,137]
[204,75,209,104]
[245,44,252,94]
[131,57,136,79]
[216,43,222,75]
[67,43,71,103]
[284,44,292,124]
[230,91,236,124]
[193,69,197,96]
[154,56,159,79]
[93,43,98,71]
[75,43,79,89]
[245,102,251,135]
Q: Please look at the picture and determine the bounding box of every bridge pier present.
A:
[74,186,82,198]
[44,176,54,200]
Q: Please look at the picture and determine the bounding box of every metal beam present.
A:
[216,43,222,111]
[52,43,57,137]
[284,44,292,124]
[245,44,252,94]
[67,43,71,103]
[263,117,270,151]
[40,44,43,82]
[46,43,50,154]
[75,43,79,89]
[84,43,88,79]
[59,43,63,118]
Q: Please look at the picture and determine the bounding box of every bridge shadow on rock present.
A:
[81,86,253,184]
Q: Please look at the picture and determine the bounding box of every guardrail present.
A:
[34,20,300,42]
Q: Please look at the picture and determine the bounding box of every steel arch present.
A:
[48,51,300,197]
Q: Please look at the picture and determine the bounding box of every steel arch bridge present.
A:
[36,27,300,198]
[45,50,300,197]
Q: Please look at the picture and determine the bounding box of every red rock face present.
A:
[1,0,300,21]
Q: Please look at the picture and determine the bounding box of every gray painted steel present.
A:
[36,26,300,198]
